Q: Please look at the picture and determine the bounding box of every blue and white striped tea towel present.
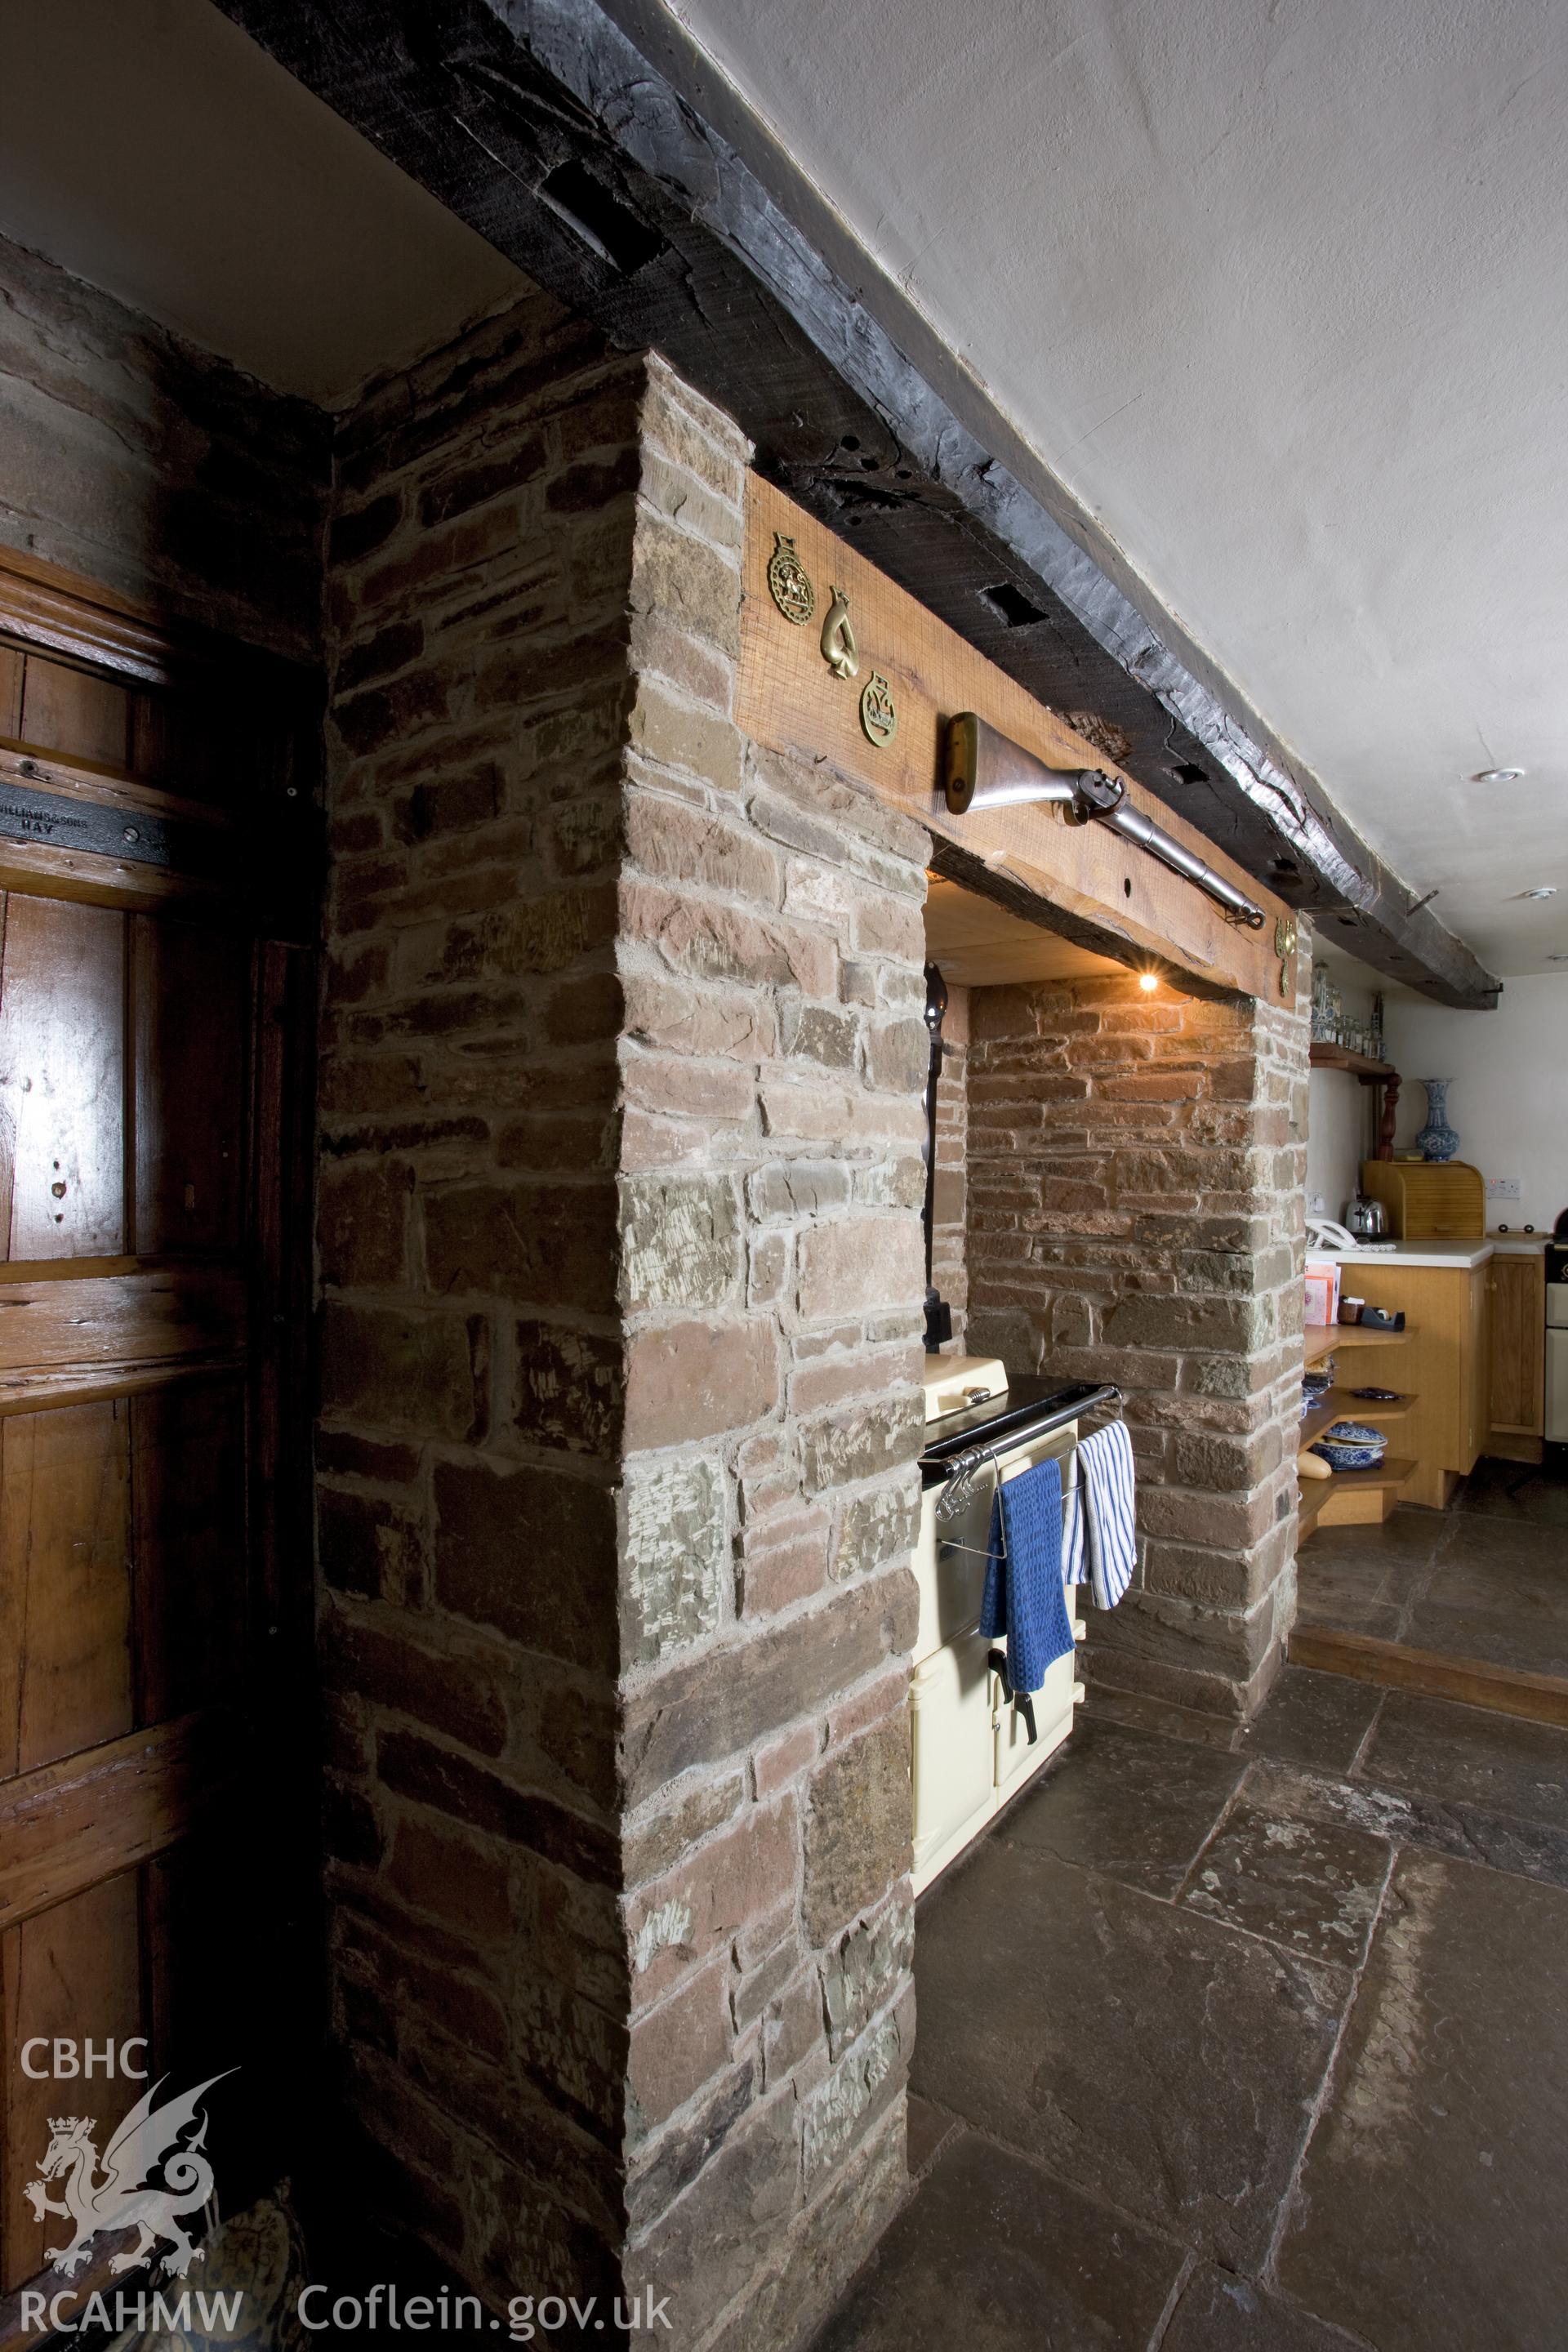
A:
[978,1453,1073,1694]
[1062,1421,1137,1609]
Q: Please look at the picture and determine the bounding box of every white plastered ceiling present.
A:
[0,0,524,408]
[1,1,1561,981]
[629,0,1568,978]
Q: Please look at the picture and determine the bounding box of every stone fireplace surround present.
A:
[314,281,1310,2346]
[0,219,1307,2348]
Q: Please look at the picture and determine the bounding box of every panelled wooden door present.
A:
[0,559,315,2310]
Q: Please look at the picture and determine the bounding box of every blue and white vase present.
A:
[1415,1079,1459,1163]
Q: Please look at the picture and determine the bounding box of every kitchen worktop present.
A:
[1321,1237,1527,1272]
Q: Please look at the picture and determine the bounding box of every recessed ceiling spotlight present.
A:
[1471,766,1527,783]
[1517,885,1559,899]
[1548,952,1568,963]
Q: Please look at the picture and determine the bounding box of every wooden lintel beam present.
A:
[737,482,1292,1005]
[212,0,1501,1009]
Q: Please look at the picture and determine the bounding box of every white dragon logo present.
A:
[24,2073,233,2279]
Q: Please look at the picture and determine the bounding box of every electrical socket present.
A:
[1486,1176,1521,1200]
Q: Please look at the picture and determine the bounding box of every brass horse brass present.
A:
[766,532,816,625]
[859,670,898,747]
[820,586,859,680]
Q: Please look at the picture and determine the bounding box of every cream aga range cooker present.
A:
[909,1356,1117,1894]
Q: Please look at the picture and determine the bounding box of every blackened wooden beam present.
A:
[213,0,1500,1009]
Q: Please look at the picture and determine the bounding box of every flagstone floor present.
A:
[1294,1456,1568,1677]
[813,1465,1568,2352]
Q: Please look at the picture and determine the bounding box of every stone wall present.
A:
[614,363,927,2347]
[318,283,643,2297]
[965,962,1310,1719]
[0,229,327,656]
[2,196,1321,2336]
[319,294,929,2343]
[928,982,969,1352]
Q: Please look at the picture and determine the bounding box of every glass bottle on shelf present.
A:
[1311,964,1334,1042]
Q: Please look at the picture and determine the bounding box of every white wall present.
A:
[1306,953,1378,1219]
[1383,973,1568,1229]
[1307,1071,1375,1222]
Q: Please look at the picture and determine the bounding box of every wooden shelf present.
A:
[1303,1322,1410,1367]
[1298,1455,1417,1536]
[1296,1481,1334,1537]
[1309,1043,1397,1081]
[1298,1387,1417,1447]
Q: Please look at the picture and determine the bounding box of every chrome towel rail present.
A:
[932,1382,1121,1523]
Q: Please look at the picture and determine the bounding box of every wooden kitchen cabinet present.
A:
[1487,1251,1546,1458]
[1330,1263,1490,1508]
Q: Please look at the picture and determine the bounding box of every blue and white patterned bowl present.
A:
[1312,1419,1388,1472]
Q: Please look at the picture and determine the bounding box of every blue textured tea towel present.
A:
[1062,1420,1138,1609]
[978,1454,1072,1694]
